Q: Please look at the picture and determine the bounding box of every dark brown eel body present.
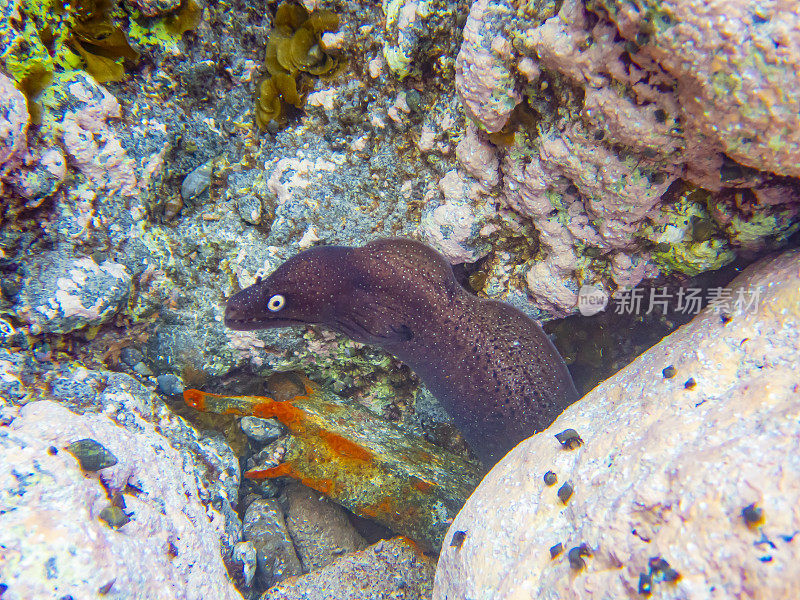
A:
[225,238,579,466]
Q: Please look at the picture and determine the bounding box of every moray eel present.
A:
[225,238,579,466]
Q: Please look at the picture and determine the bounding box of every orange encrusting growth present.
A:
[181,380,481,550]
[357,496,420,521]
[318,430,374,461]
[246,463,336,496]
[182,388,207,411]
[410,476,435,493]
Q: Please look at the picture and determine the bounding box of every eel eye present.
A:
[267,294,285,312]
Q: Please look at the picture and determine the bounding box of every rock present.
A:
[9,145,67,204]
[184,376,483,550]
[261,537,436,600]
[243,497,304,590]
[0,73,28,179]
[237,194,264,225]
[157,373,185,396]
[594,0,800,178]
[12,251,132,335]
[282,482,368,571]
[433,250,800,599]
[120,346,146,367]
[382,0,464,79]
[181,159,214,202]
[0,350,244,563]
[453,0,800,315]
[65,438,119,471]
[455,0,521,132]
[39,71,138,197]
[0,400,241,600]
[241,416,285,445]
[232,540,258,588]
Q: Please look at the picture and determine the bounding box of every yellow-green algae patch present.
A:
[1,0,200,111]
[640,192,735,276]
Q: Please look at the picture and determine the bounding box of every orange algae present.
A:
[358,497,404,519]
[183,388,206,411]
[246,462,335,495]
[252,397,306,429]
[410,476,435,493]
[318,430,373,462]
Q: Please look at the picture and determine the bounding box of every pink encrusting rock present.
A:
[453,0,800,315]
[434,249,800,599]
[40,71,138,197]
[0,400,243,600]
[599,0,800,178]
[0,73,28,177]
[455,0,521,133]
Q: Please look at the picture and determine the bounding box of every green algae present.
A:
[726,205,800,250]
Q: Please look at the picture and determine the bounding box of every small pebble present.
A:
[240,416,285,444]
[236,194,263,225]
[549,542,563,559]
[99,505,131,529]
[119,347,145,368]
[181,159,214,201]
[684,377,696,390]
[662,365,676,379]
[156,373,185,396]
[543,470,557,486]
[133,361,154,377]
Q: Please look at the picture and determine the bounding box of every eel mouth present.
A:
[223,315,308,331]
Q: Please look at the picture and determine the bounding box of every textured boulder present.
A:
[0,400,242,600]
[0,73,28,177]
[434,249,800,598]
[13,251,132,335]
[282,482,368,571]
[243,497,304,590]
[594,0,800,178]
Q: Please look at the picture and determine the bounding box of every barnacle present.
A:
[255,2,342,129]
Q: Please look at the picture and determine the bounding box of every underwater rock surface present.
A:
[455,0,800,314]
[0,400,241,600]
[261,536,436,600]
[0,351,245,597]
[434,249,800,598]
[184,381,482,550]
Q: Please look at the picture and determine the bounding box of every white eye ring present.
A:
[267,294,285,312]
